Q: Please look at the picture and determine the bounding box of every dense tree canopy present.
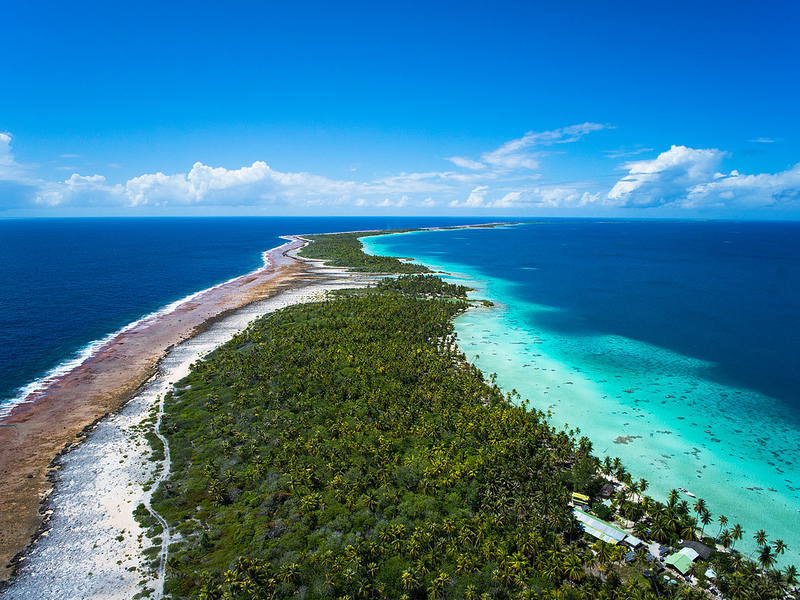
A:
[298,231,430,274]
[153,285,590,598]
[147,234,796,600]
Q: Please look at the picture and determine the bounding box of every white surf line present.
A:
[0,239,299,422]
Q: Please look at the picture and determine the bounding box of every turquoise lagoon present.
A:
[362,223,800,567]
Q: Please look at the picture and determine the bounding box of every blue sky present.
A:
[2,0,799,218]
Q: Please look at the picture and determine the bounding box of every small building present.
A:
[665,547,699,576]
[679,540,714,561]
[573,508,627,544]
[571,492,590,508]
[572,492,590,504]
[623,534,645,549]
[596,483,616,500]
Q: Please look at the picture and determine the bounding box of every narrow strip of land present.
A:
[0,238,331,582]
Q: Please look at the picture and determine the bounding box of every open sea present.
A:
[363,220,800,567]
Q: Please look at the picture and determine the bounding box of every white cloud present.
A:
[450,185,489,207]
[446,156,485,170]
[5,128,798,217]
[604,146,654,159]
[607,145,800,210]
[685,163,800,208]
[535,188,600,208]
[607,145,727,207]
[121,161,366,207]
[125,171,194,206]
[495,191,521,208]
[34,173,122,207]
[749,137,779,144]
[448,122,608,173]
[2,127,615,213]
[0,133,27,179]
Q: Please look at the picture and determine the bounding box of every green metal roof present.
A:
[665,548,699,575]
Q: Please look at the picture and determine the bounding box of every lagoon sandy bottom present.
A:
[362,234,800,569]
[5,278,367,600]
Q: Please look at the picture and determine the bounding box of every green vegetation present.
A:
[376,274,470,298]
[153,280,597,598]
[149,233,796,599]
[298,231,431,273]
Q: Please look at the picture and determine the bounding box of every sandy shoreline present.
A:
[0,237,371,590]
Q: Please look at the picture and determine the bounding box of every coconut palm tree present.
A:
[700,509,712,536]
[564,553,585,584]
[681,517,698,541]
[772,539,788,555]
[633,547,648,579]
[716,514,728,539]
[628,480,640,502]
[754,528,768,546]
[693,497,706,518]
[731,523,743,550]
[668,489,680,508]
[633,521,649,541]
[651,518,670,544]
[593,540,613,574]
[720,529,733,549]
[759,544,777,571]
[783,564,797,587]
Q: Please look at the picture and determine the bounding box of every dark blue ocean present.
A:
[363,220,800,566]
[0,217,490,408]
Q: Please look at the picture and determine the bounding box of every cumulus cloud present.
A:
[34,173,122,207]
[607,145,727,207]
[125,172,194,206]
[3,126,615,213]
[495,191,521,208]
[534,188,600,208]
[685,163,800,208]
[5,128,799,216]
[121,161,370,207]
[0,133,28,179]
[450,185,490,207]
[606,145,800,210]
